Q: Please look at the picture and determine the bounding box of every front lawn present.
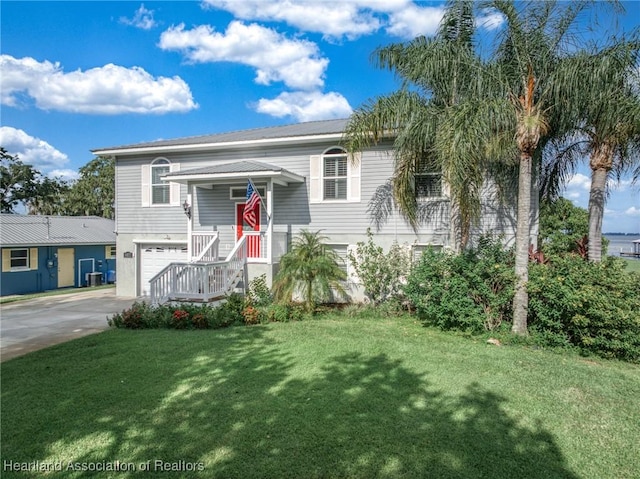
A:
[2,314,639,478]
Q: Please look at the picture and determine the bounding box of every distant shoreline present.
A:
[604,233,640,236]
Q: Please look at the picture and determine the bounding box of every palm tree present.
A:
[272,230,347,312]
[345,0,488,251]
[467,0,620,334]
[542,37,640,262]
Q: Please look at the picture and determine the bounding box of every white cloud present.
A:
[0,127,70,174]
[625,206,640,217]
[119,3,157,30]
[386,4,445,39]
[475,11,505,31]
[203,0,382,40]
[159,21,328,90]
[0,55,197,114]
[567,173,592,190]
[255,91,352,122]
[203,0,498,40]
[49,169,80,181]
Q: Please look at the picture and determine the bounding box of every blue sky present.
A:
[1,0,639,233]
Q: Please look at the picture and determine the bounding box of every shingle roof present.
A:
[167,160,291,177]
[0,215,116,247]
[92,118,349,153]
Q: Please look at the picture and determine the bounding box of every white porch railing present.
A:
[192,231,219,262]
[243,230,288,261]
[150,236,247,305]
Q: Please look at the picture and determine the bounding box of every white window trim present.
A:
[309,148,360,204]
[142,158,180,207]
[323,153,348,201]
[9,248,30,271]
[230,185,266,201]
[151,158,171,206]
[415,166,445,201]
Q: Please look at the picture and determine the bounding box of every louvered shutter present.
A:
[309,155,321,203]
[348,152,361,202]
[169,163,180,206]
[141,164,150,207]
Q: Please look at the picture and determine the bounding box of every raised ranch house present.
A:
[0,214,116,296]
[93,119,525,304]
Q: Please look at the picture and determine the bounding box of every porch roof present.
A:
[162,160,305,186]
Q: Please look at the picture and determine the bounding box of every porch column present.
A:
[267,178,273,264]
[186,184,193,260]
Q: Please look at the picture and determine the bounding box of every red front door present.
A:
[236,203,261,258]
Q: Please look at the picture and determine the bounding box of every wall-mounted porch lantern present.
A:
[182,199,191,219]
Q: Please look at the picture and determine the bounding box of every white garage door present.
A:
[140,244,188,296]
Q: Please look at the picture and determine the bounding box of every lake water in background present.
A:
[604,234,640,257]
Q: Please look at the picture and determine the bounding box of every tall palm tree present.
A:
[542,36,640,262]
[272,230,347,312]
[471,0,618,334]
[345,0,488,251]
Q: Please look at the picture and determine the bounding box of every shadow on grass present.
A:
[1,327,578,478]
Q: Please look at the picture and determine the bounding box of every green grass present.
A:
[2,314,639,478]
[621,257,640,274]
[0,284,115,304]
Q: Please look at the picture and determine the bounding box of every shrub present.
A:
[171,309,191,329]
[404,237,515,333]
[348,229,412,305]
[248,274,272,307]
[216,293,245,327]
[242,305,262,325]
[108,302,158,329]
[528,256,640,362]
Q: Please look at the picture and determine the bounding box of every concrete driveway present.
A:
[1,288,137,362]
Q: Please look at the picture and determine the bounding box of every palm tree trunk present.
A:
[587,167,608,262]
[512,152,532,335]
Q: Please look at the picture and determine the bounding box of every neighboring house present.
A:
[93,119,522,303]
[0,215,116,296]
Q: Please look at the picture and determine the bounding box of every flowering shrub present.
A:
[242,305,262,325]
[171,309,190,329]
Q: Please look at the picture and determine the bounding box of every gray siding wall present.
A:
[114,141,518,248]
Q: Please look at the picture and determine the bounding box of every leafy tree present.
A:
[26,176,70,215]
[0,147,40,213]
[539,197,590,256]
[64,156,115,218]
[272,230,347,312]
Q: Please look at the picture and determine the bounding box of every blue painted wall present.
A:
[0,244,116,296]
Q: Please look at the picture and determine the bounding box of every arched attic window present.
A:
[322,147,348,200]
[151,158,171,205]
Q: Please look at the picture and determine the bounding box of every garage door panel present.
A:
[140,244,188,296]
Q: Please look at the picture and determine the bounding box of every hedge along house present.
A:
[93,119,524,304]
[0,214,116,296]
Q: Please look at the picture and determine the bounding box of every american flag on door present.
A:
[243,181,260,229]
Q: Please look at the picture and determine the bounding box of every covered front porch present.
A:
[149,160,305,304]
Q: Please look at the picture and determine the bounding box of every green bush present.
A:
[248,274,272,307]
[528,256,640,362]
[108,293,247,331]
[348,229,412,305]
[404,237,515,333]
